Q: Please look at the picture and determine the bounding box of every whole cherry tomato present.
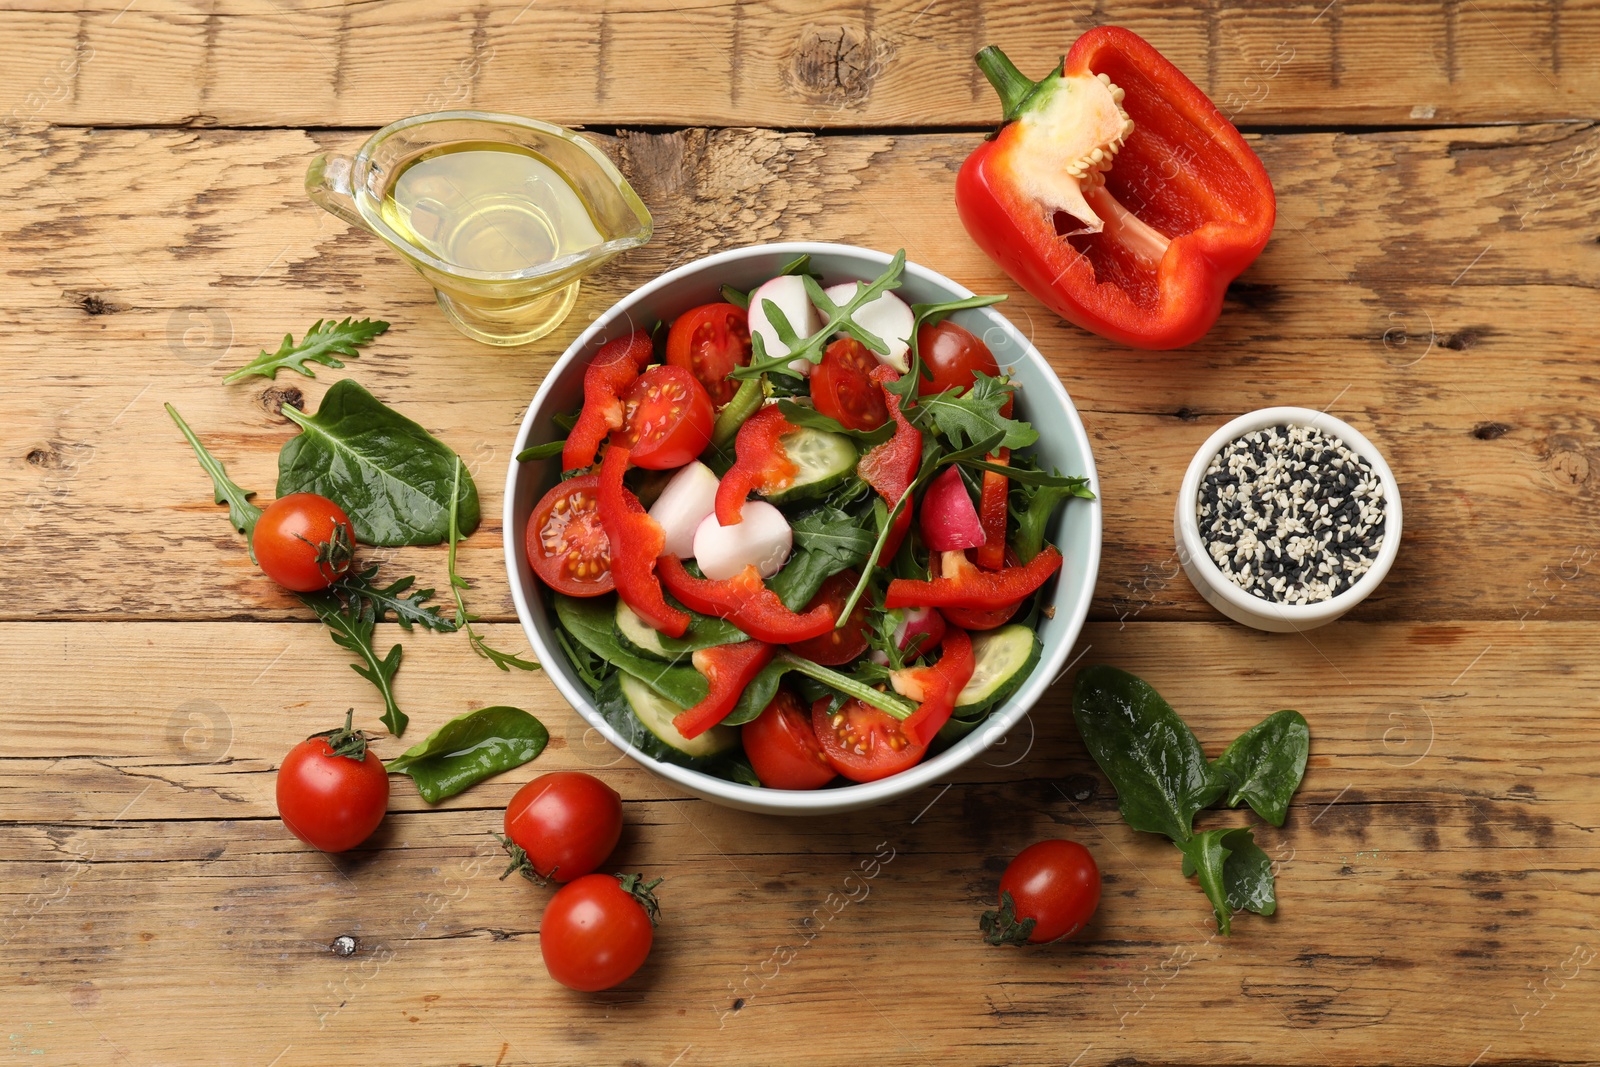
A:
[742,690,836,790]
[501,772,623,883]
[981,839,1101,945]
[275,711,388,853]
[540,873,660,992]
[253,493,355,592]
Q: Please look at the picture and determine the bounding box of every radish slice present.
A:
[822,282,914,373]
[893,606,947,656]
[692,501,792,580]
[920,466,986,551]
[748,275,823,376]
[647,461,719,559]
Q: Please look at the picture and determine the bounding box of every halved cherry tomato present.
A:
[812,338,889,431]
[666,302,751,406]
[785,570,871,665]
[811,696,926,783]
[564,331,654,471]
[618,365,715,470]
[744,690,835,790]
[526,475,614,597]
[940,599,1022,630]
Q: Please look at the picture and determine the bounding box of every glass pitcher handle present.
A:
[305,153,365,230]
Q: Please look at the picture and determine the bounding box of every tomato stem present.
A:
[495,833,555,885]
[979,890,1038,946]
[616,873,663,927]
[310,709,372,762]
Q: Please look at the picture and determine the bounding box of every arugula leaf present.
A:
[918,373,1038,451]
[387,705,548,803]
[165,403,263,561]
[516,440,565,462]
[720,283,750,309]
[301,589,407,737]
[332,566,458,633]
[1071,665,1226,843]
[278,378,479,546]
[1178,827,1277,934]
[790,505,877,566]
[773,652,916,719]
[222,317,389,384]
[557,626,613,693]
[445,457,539,672]
[1212,710,1310,827]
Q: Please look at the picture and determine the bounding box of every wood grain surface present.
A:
[3,1,1598,1065]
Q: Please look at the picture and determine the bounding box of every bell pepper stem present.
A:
[975,46,1063,123]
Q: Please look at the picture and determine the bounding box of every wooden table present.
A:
[4,3,1597,1065]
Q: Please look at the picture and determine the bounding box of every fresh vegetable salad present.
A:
[524,251,1092,789]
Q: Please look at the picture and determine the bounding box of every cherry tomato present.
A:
[275,715,388,853]
[983,840,1101,945]
[527,475,614,597]
[812,338,890,431]
[503,772,623,883]
[666,302,752,407]
[541,873,659,992]
[939,598,1022,630]
[811,696,925,783]
[252,492,355,592]
[743,690,836,790]
[784,570,871,665]
[915,321,1013,416]
[618,365,715,470]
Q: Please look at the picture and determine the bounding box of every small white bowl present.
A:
[1174,406,1401,632]
[505,242,1102,815]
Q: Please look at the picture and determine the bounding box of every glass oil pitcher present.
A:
[306,111,652,346]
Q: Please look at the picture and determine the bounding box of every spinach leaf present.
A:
[776,398,894,446]
[554,594,707,707]
[387,706,548,803]
[1178,827,1276,934]
[617,599,745,663]
[724,658,790,726]
[705,752,762,787]
[1212,709,1310,827]
[278,378,479,546]
[1071,665,1225,843]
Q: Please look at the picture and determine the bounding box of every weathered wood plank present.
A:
[2,125,1596,623]
[2,620,1596,1066]
[0,0,1594,130]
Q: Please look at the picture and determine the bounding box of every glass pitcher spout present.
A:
[303,111,653,346]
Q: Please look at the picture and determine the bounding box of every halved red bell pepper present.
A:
[889,628,974,746]
[674,640,775,739]
[563,331,655,471]
[885,546,1063,611]
[956,28,1276,350]
[657,556,834,643]
[858,367,921,559]
[597,444,689,638]
[714,404,799,525]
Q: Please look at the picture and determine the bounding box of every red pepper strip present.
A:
[657,556,835,643]
[714,405,799,525]
[884,546,1063,611]
[889,629,975,747]
[857,367,922,560]
[955,29,1276,350]
[596,445,689,638]
[674,640,775,739]
[975,446,1010,571]
[563,331,655,471]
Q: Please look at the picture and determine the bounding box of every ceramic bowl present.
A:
[1174,406,1401,632]
[505,242,1102,814]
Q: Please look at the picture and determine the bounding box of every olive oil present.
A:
[379,141,605,273]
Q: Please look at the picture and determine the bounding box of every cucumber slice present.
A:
[763,426,858,505]
[954,625,1041,717]
[614,600,744,662]
[615,673,738,764]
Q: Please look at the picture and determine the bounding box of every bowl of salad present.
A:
[505,243,1101,815]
